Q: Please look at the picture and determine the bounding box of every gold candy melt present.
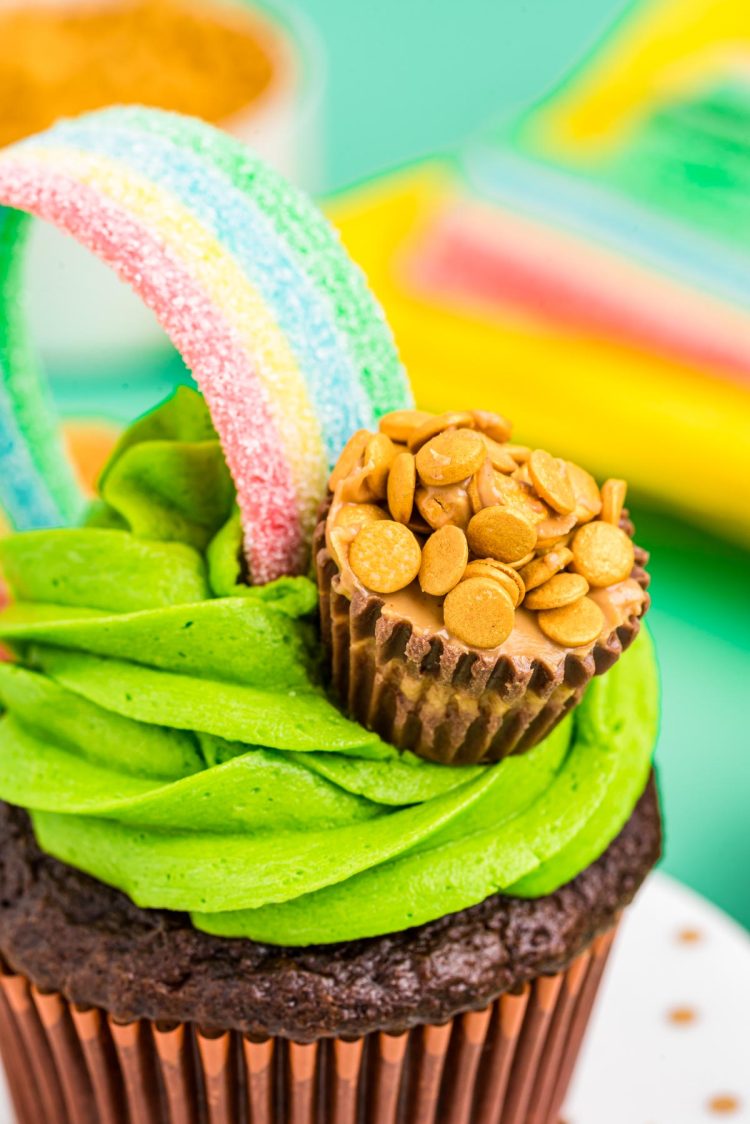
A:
[415,428,486,486]
[387,451,416,524]
[419,525,469,597]
[537,597,605,647]
[467,506,537,564]
[349,520,421,594]
[572,520,635,588]
[444,577,515,649]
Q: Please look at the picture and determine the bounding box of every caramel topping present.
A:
[415,428,486,486]
[538,597,605,646]
[327,406,640,652]
[349,520,421,594]
[387,451,416,524]
[535,511,577,549]
[416,484,472,530]
[444,577,515,648]
[572,521,635,587]
[467,507,537,564]
[419,525,469,597]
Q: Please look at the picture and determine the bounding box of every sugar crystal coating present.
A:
[0,107,412,581]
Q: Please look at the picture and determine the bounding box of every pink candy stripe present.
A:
[0,162,304,582]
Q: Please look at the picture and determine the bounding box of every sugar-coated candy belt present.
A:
[0,106,411,581]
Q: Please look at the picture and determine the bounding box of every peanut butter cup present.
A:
[317,408,650,764]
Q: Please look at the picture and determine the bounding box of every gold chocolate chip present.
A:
[362,433,398,499]
[415,485,472,530]
[471,409,513,443]
[463,559,524,607]
[572,520,635,587]
[519,546,574,591]
[444,577,515,649]
[415,428,487,486]
[481,435,517,473]
[349,520,422,594]
[505,444,532,463]
[509,551,536,569]
[379,409,434,443]
[419,525,469,596]
[328,429,369,490]
[529,449,575,514]
[567,461,603,524]
[387,451,417,524]
[601,478,628,526]
[524,572,589,610]
[467,506,537,563]
[407,411,476,452]
[537,597,605,647]
[334,503,389,534]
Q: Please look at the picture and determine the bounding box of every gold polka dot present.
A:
[667,1006,697,1026]
[708,1094,741,1115]
[677,927,703,944]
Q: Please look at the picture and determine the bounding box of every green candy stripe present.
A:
[94,107,412,418]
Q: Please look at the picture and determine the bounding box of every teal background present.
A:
[48,0,749,928]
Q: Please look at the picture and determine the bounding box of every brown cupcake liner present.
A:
[314,511,649,765]
[0,927,616,1124]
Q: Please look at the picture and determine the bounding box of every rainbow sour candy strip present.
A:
[0,107,411,582]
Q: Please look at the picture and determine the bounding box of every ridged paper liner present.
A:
[0,928,615,1124]
[314,512,649,765]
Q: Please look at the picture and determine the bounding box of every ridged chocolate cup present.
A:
[0,926,616,1124]
[315,507,650,765]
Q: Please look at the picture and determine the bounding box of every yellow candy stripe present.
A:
[329,166,750,546]
[18,145,327,538]
[528,0,750,158]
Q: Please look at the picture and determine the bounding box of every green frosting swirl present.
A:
[0,390,659,946]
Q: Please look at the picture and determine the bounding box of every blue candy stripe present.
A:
[42,119,375,464]
[89,107,413,417]
[465,143,750,311]
[0,208,80,529]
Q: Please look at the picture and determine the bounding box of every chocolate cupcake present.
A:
[0,388,661,1124]
[317,408,650,764]
[0,95,663,1124]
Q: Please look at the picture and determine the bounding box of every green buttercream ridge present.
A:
[0,387,659,945]
[0,530,209,612]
